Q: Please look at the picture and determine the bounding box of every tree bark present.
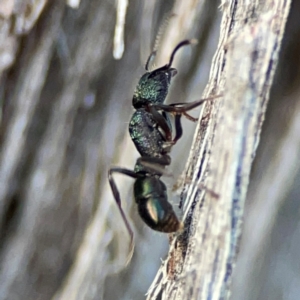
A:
[147,1,291,299]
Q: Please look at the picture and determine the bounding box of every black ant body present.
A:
[108,40,215,259]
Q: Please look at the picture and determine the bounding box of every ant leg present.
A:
[182,112,198,122]
[170,102,201,122]
[108,167,142,264]
[148,105,173,142]
[148,106,183,145]
[145,50,157,71]
[152,95,221,114]
[173,114,183,143]
[148,96,219,147]
[170,104,198,122]
[147,95,210,147]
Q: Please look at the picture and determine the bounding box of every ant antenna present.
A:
[166,39,198,69]
[145,50,157,71]
[145,13,176,71]
[148,39,198,75]
[153,13,176,52]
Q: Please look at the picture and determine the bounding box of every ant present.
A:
[108,40,217,261]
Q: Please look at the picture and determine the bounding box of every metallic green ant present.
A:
[109,40,216,261]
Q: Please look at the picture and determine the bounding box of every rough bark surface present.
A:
[147,1,291,299]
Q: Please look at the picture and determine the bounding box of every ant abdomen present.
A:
[134,177,183,232]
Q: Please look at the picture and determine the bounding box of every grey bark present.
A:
[147,1,291,299]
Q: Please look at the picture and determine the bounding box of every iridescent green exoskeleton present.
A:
[108,39,217,263]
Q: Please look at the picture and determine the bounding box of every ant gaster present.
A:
[109,39,216,262]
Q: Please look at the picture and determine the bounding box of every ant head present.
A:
[132,39,197,109]
[132,67,177,109]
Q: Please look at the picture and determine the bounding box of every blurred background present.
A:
[0,0,299,299]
